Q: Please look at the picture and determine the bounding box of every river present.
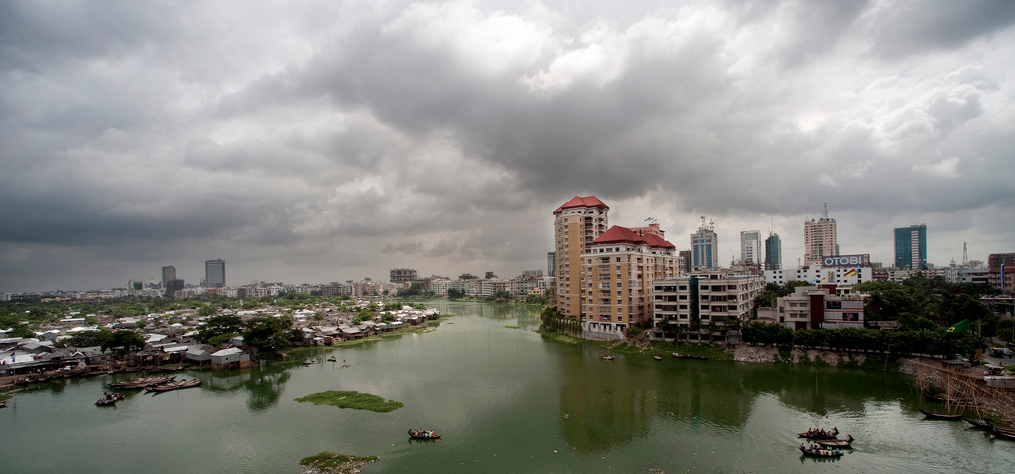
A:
[1,301,1011,473]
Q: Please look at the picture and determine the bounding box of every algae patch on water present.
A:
[300,451,378,474]
[294,390,404,412]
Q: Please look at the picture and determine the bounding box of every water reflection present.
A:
[204,365,291,412]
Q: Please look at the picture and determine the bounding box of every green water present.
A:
[1,301,1011,473]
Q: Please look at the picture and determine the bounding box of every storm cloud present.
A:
[2,0,1014,291]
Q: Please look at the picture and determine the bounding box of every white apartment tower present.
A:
[553,196,609,318]
[804,204,837,265]
[740,230,762,266]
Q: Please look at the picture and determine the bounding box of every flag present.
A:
[945,319,970,334]
[843,268,857,277]
[644,217,657,223]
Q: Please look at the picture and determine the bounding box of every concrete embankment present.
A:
[731,345,871,365]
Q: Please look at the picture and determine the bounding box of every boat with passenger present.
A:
[408,429,440,439]
[798,427,838,439]
[799,444,843,458]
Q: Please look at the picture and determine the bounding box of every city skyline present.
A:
[2,1,1014,292]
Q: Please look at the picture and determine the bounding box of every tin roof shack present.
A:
[340,326,363,341]
[210,347,250,369]
[185,345,214,364]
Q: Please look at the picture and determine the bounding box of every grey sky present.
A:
[2,0,1014,292]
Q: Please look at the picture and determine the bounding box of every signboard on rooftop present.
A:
[822,254,870,267]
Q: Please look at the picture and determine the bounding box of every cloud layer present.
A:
[2,0,1014,291]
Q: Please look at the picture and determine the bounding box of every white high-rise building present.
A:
[804,204,837,265]
[740,230,762,266]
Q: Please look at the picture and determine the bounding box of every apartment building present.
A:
[651,273,765,338]
[772,285,866,330]
[581,225,679,337]
[553,196,610,318]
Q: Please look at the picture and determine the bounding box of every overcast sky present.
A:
[2,0,1014,292]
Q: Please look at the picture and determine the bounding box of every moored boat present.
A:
[920,409,962,420]
[799,445,843,458]
[964,418,994,430]
[327,356,337,362]
[798,427,839,439]
[992,426,1015,441]
[816,435,854,448]
[653,355,662,360]
[408,429,440,439]
[672,353,708,360]
[146,378,202,392]
[109,375,175,390]
[601,355,614,360]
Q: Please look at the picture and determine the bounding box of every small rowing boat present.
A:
[816,435,854,448]
[408,429,440,439]
[920,409,962,420]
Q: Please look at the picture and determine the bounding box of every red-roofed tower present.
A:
[581,225,680,335]
[553,196,609,318]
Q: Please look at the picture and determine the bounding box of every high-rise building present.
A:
[678,250,691,274]
[740,230,762,266]
[553,196,609,318]
[161,265,176,288]
[894,225,927,270]
[804,204,837,265]
[547,252,556,277]
[691,217,718,269]
[582,225,679,335]
[765,233,782,270]
[390,268,418,283]
[205,259,226,288]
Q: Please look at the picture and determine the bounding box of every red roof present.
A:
[592,225,675,249]
[553,196,609,214]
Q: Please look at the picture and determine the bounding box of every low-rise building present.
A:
[774,285,866,330]
[651,273,765,340]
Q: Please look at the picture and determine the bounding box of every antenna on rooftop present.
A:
[822,203,829,220]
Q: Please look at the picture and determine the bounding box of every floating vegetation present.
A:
[299,452,378,474]
[295,391,403,412]
[504,325,520,329]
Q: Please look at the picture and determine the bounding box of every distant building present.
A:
[678,250,691,274]
[205,259,226,288]
[161,266,176,288]
[989,253,1015,294]
[944,262,989,285]
[691,217,718,269]
[165,279,185,297]
[547,252,556,277]
[765,233,782,271]
[389,268,418,284]
[765,265,871,286]
[804,205,837,265]
[894,224,927,270]
[484,271,497,279]
[521,270,543,279]
[553,196,609,318]
[740,230,762,266]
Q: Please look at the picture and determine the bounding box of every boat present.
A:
[672,353,708,360]
[301,360,314,366]
[799,445,843,458]
[601,355,614,361]
[992,426,1015,441]
[146,378,202,392]
[0,400,6,408]
[95,397,117,406]
[924,393,947,403]
[816,435,854,448]
[964,418,994,430]
[798,427,839,439]
[108,375,175,390]
[920,409,962,420]
[408,429,440,439]
[653,355,662,360]
[327,356,337,362]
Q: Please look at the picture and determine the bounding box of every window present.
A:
[616,257,621,262]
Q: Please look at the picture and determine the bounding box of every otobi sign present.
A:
[822,254,870,267]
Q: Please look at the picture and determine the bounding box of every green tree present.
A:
[198,304,218,317]
[64,328,113,348]
[198,315,244,343]
[101,330,146,354]
[243,316,295,359]
[447,289,465,299]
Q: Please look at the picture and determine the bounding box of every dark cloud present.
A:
[1,0,1014,292]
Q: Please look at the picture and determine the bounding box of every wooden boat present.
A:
[301,360,314,366]
[816,435,854,448]
[799,445,843,458]
[964,418,994,430]
[0,400,6,408]
[109,375,175,390]
[653,355,662,360]
[992,426,1015,441]
[798,427,839,439]
[601,355,614,361]
[146,378,202,392]
[327,356,337,362]
[408,429,440,439]
[920,409,962,420]
[95,397,117,406]
[924,393,947,403]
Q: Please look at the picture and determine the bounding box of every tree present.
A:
[101,330,146,354]
[198,304,218,317]
[198,315,244,343]
[64,328,113,348]
[447,289,465,299]
[243,316,296,359]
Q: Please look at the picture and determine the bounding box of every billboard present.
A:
[822,254,870,267]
